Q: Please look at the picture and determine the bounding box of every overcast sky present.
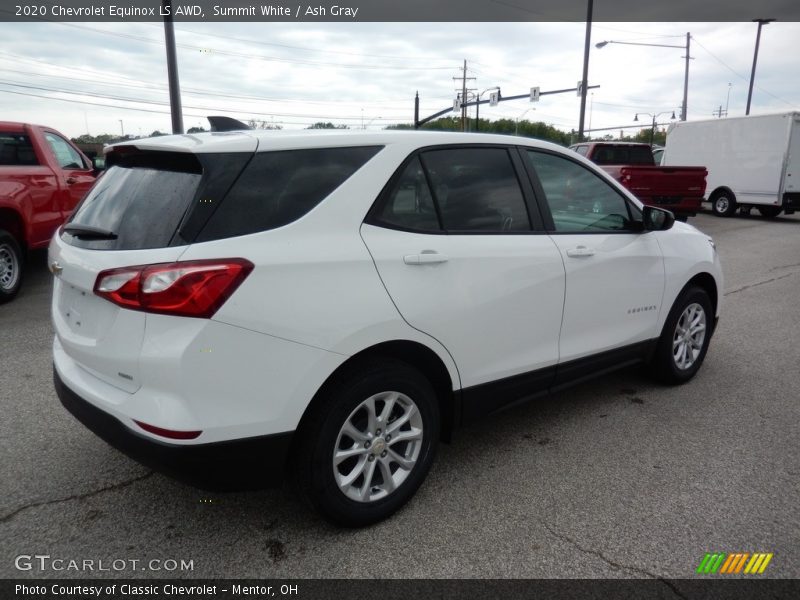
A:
[0,20,797,139]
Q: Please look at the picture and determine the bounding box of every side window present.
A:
[526,150,636,233]
[0,133,39,166]
[198,146,381,241]
[375,157,440,232]
[44,133,86,170]
[421,148,531,232]
[574,145,589,157]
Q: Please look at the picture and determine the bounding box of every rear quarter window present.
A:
[0,133,39,166]
[197,146,382,241]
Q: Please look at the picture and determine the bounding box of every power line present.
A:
[0,81,410,121]
[691,35,795,107]
[0,88,406,129]
[593,100,677,110]
[0,66,437,111]
[57,23,456,71]
[146,23,446,62]
[593,25,685,38]
[0,88,200,116]
[0,51,160,86]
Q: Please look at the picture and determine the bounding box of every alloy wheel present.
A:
[672,302,707,370]
[333,391,423,503]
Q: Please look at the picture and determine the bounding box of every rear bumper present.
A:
[54,368,293,491]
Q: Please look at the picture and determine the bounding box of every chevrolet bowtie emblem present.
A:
[50,261,63,276]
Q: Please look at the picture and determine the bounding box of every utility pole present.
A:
[746,19,775,116]
[162,0,184,134]
[577,0,594,140]
[461,60,467,130]
[681,32,690,121]
[461,59,467,131]
[453,60,476,132]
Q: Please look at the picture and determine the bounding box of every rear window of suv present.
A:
[197,146,382,241]
[64,151,211,250]
[63,145,381,250]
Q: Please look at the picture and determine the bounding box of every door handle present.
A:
[566,245,595,258]
[66,177,77,185]
[403,251,449,265]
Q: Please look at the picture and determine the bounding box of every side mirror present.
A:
[92,157,106,173]
[642,205,675,231]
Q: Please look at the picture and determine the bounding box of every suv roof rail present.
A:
[207,116,252,132]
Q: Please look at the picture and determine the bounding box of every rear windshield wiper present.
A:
[63,224,118,240]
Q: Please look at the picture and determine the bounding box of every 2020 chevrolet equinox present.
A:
[51,130,722,526]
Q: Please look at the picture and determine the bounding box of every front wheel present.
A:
[0,229,24,304]
[711,191,737,217]
[649,286,714,384]
[293,359,439,527]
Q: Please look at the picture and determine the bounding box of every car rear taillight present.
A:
[94,259,253,318]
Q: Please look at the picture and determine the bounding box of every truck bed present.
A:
[601,164,708,217]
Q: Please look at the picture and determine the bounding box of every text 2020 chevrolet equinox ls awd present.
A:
[51,130,722,526]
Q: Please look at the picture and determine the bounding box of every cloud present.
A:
[0,21,796,139]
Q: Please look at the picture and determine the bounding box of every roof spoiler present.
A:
[207,116,252,132]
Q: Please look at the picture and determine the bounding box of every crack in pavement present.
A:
[542,523,688,600]
[0,471,154,523]
[724,272,795,296]
[768,262,800,272]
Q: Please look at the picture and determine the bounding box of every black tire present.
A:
[649,286,713,385]
[710,190,737,217]
[293,359,439,527]
[757,206,782,218]
[675,214,689,222]
[0,229,24,304]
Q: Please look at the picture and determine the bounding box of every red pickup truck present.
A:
[569,142,707,221]
[0,122,98,302]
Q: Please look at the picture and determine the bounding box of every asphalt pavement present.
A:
[1,211,798,581]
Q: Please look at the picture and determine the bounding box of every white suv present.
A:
[51,130,722,526]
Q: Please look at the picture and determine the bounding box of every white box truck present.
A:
[663,112,800,217]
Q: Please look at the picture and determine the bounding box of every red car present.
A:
[0,122,98,302]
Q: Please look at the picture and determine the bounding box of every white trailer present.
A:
[663,112,800,217]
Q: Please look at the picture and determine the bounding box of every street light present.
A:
[515,108,536,136]
[475,87,500,132]
[596,34,691,121]
[746,19,776,116]
[634,111,676,147]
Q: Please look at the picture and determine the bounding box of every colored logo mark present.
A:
[696,552,773,575]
